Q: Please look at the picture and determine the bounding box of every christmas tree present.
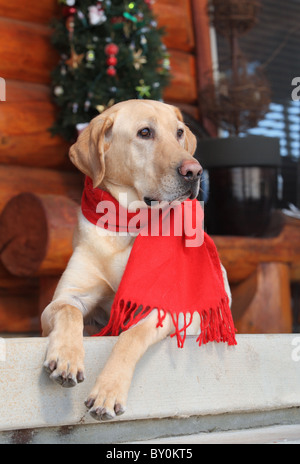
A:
[50,0,171,141]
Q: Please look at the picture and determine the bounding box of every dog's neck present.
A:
[100,180,141,209]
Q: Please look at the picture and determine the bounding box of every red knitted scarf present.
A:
[82,176,237,347]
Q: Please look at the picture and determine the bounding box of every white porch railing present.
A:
[0,334,300,443]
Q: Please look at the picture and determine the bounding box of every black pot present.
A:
[195,135,281,237]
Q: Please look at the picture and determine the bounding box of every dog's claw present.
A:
[89,406,115,421]
[44,360,57,374]
[85,397,95,409]
[77,370,85,383]
[114,403,126,416]
[49,370,76,388]
[85,396,126,421]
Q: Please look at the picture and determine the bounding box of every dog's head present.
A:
[69,99,202,204]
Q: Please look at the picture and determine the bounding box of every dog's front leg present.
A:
[85,310,174,421]
[42,302,85,388]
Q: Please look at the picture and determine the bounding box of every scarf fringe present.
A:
[96,297,237,348]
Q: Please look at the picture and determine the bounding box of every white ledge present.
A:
[0,334,300,434]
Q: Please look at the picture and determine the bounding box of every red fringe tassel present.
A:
[96,298,237,348]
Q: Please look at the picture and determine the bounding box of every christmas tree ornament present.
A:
[140,34,147,45]
[66,46,84,69]
[62,6,77,17]
[106,56,117,66]
[105,43,119,76]
[84,100,91,111]
[54,85,64,96]
[72,102,79,113]
[88,4,107,25]
[96,98,115,113]
[123,11,138,23]
[86,49,96,67]
[136,79,151,97]
[60,65,67,76]
[104,43,119,56]
[133,49,147,70]
[106,66,117,76]
[76,122,89,134]
[162,57,171,70]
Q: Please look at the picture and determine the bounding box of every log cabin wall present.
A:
[0,0,210,334]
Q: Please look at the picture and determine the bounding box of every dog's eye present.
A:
[177,128,184,139]
[138,127,152,139]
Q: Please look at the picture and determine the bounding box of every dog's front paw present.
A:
[85,373,129,421]
[44,335,85,388]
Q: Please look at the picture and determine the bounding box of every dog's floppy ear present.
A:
[173,106,197,156]
[69,115,114,188]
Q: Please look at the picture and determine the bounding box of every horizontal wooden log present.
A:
[0,165,83,214]
[0,18,57,84]
[0,0,58,24]
[153,0,195,53]
[0,0,194,51]
[164,50,197,104]
[213,213,300,284]
[0,80,70,169]
[0,193,78,277]
[5,79,51,103]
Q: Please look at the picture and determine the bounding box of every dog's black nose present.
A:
[178,159,203,182]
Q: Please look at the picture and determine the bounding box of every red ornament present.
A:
[62,6,77,17]
[106,56,118,66]
[105,43,119,56]
[106,66,117,77]
[104,43,119,77]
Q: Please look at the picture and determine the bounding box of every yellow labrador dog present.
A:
[41,99,231,421]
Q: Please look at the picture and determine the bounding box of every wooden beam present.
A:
[0,81,70,169]
[163,50,198,104]
[0,18,58,84]
[0,165,83,214]
[213,213,300,283]
[0,0,59,24]
[235,263,292,334]
[190,0,217,135]
[153,0,195,53]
